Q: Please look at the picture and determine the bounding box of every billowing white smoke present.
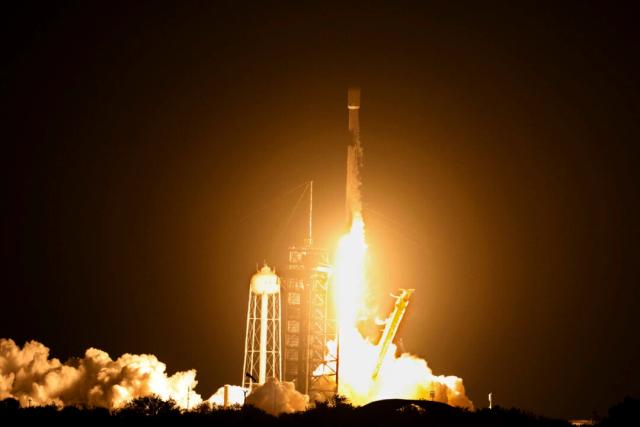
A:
[0,338,202,409]
[207,384,246,407]
[244,378,308,415]
[314,338,473,408]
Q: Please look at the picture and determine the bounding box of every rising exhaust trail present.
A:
[328,88,473,408]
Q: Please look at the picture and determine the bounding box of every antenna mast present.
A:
[307,180,313,247]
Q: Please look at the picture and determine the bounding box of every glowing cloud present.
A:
[0,338,202,409]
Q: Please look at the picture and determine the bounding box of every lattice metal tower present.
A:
[242,265,282,390]
[306,262,338,401]
[282,181,338,401]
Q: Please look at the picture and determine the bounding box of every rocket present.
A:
[346,88,363,223]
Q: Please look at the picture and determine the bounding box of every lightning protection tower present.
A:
[242,264,282,390]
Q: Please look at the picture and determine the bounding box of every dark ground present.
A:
[1,396,638,426]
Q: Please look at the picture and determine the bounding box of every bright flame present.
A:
[334,212,368,339]
[328,212,473,408]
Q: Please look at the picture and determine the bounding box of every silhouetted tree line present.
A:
[0,395,638,427]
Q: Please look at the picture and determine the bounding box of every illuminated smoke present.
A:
[207,384,245,407]
[320,335,472,407]
[244,377,308,415]
[327,214,474,409]
[0,338,202,409]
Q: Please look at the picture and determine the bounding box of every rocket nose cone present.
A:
[348,87,361,109]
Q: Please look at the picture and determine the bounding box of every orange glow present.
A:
[334,212,368,340]
[328,212,473,408]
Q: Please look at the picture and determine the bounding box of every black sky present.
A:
[2,1,639,419]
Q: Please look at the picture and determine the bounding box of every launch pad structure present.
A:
[282,181,339,401]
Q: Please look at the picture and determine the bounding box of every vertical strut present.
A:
[309,180,313,246]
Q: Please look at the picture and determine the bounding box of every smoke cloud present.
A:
[314,336,473,409]
[0,338,202,409]
[207,384,246,407]
[244,378,309,415]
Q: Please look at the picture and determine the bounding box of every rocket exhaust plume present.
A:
[244,378,309,415]
[207,378,307,415]
[0,338,206,409]
[327,88,473,408]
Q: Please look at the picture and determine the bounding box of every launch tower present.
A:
[282,182,338,401]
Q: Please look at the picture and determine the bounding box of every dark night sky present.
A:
[2,1,639,419]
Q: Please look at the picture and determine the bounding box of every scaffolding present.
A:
[282,181,338,400]
[283,246,338,399]
[307,263,338,400]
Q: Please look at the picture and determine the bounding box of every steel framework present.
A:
[306,263,338,401]
[283,246,338,400]
[242,266,282,390]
